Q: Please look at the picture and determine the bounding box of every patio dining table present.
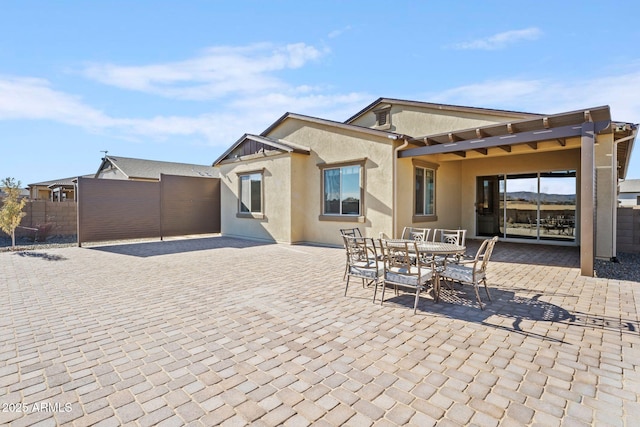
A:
[382,239,466,302]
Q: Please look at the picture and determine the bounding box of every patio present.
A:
[0,236,639,426]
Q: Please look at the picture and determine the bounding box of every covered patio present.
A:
[396,106,637,277]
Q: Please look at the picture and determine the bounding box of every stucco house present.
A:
[28,175,93,201]
[619,179,640,206]
[213,98,637,276]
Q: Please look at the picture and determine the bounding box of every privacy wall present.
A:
[77,175,220,245]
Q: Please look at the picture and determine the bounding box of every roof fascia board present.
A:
[344,97,540,124]
[260,112,398,139]
[399,121,610,158]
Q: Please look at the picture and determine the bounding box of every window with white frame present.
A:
[323,164,362,216]
[239,172,262,214]
[415,165,435,216]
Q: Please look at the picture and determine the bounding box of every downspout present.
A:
[611,127,638,262]
[390,134,410,238]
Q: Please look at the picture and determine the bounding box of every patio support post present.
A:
[580,121,595,276]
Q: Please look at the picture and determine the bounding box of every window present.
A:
[323,165,361,216]
[415,166,435,216]
[239,172,262,215]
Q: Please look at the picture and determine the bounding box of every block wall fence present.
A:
[617,206,640,253]
[0,200,77,239]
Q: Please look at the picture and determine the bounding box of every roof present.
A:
[260,112,406,140]
[97,156,218,180]
[344,97,541,124]
[28,175,93,188]
[213,134,310,166]
[620,179,640,193]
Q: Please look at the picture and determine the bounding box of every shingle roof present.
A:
[28,175,93,187]
[99,156,218,180]
[620,179,640,193]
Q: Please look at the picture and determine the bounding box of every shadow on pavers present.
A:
[14,251,68,261]
[85,235,274,258]
[383,284,639,342]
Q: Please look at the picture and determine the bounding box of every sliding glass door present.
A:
[477,171,576,242]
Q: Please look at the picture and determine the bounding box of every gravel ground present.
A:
[595,252,640,282]
[0,235,78,252]
[2,234,638,283]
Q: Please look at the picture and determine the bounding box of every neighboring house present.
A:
[95,155,218,181]
[619,179,640,206]
[0,188,29,200]
[28,175,93,201]
[214,97,637,277]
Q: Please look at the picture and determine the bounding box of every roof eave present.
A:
[344,97,541,124]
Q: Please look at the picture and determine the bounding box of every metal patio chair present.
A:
[382,239,434,313]
[343,236,384,303]
[439,236,498,309]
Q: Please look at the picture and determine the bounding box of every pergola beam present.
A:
[399,121,610,158]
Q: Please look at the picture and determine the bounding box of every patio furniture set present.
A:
[341,227,498,312]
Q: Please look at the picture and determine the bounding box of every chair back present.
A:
[472,236,498,273]
[340,227,362,238]
[401,227,430,241]
[430,228,441,242]
[440,229,466,246]
[384,240,414,270]
[343,235,378,267]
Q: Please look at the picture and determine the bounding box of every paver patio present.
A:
[1,235,639,426]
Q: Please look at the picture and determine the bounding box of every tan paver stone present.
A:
[261,404,296,426]
[3,237,640,426]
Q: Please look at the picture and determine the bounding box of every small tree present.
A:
[0,177,28,249]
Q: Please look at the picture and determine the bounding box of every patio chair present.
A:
[382,240,434,313]
[439,236,498,309]
[340,228,363,279]
[401,227,430,241]
[438,229,467,263]
[343,236,384,302]
[340,227,363,238]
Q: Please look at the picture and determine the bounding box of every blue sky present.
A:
[1,0,639,186]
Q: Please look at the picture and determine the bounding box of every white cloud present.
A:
[0,73,370,147]
[450,27,542,50]
[328,25,352,39]
[81,43,328,100]
[429,70,640,122]
[0,76,115,128]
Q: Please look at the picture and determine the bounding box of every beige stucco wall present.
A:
[267,120,396,246]
[395,157,462,235]
[218,153,292,243]
[350,103,531,137]
[218,118,400,246]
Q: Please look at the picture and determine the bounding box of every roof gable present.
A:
[213,134,310,166]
